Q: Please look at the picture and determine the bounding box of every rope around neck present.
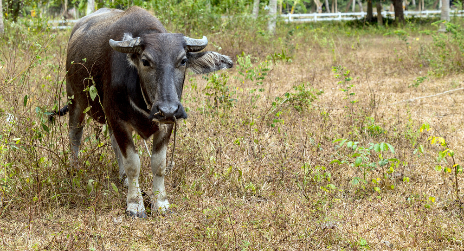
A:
[143,118,177,175]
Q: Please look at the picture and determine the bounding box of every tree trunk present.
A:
[0,0,3,34]
[393,0,404,23]
[411,0,416,8]
[10,0,21,22]
[377,1,383,25]
[403,0,409,10]
[86,0,95,15]
[314,0,323,13]
[353,0,356,11]
[268,0,277,34]
[62,0,68,18]
[346,0,352,11]
[357,0,363,12]
[367,0,373,20]
[252,0,260,19]
[325,0,331,12]
[439,0,449,31]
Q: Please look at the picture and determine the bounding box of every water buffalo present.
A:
[51,7,233,218]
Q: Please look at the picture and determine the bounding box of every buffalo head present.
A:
[109,33,233,123]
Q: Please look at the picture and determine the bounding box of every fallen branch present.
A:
[387,87,464,106]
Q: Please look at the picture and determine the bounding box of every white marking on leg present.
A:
[69,126,83,169]
[151,143,169,212]
[110,131,128,187]
[123,148,145,217]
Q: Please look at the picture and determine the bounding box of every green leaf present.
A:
[111,182,119,195]
[386,143,395,153]
[87,179,95,194]
[374,187,381,193]
[378,159,388,167]
[346,141,353,148]
[419,145,424,153]
[359,238,367,246]
[457,165,463,173]
[354,157,363,167]
[439,151,446,160]
[83,106,91,114]
[327,184,336,190]
[89,85,98,101]
[374,143,381,152]
[339,139,348,147]
[41,123,49,133]
[23,95,28,107]
[330,159,341,165]
[333,138,344,143]
[435,165,442,171]
[380,142,387,151]
[237,168,243,181]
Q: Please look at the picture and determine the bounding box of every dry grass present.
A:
[2,19,464,250]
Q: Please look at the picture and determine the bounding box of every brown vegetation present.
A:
[1,19,464,249]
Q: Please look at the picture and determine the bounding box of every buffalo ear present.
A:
[187,51,233,74]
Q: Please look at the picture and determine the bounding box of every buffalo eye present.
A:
[180,58,187,66]
[141,59,150,67]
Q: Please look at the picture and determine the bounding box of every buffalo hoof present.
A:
[152,200,171,215]
[126,210,147,219]
[153,208,173,216]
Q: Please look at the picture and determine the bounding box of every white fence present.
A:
[48,10,464,29]
[48,19,77,29]
[282,10,464,22]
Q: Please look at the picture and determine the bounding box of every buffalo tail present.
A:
[48,105,69,122]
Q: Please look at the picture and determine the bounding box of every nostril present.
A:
[157,103,179,118]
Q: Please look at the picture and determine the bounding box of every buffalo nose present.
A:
[157,104,179,118]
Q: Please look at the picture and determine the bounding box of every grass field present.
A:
[2,16,464,250]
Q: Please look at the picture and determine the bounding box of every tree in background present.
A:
[331,0,338,13]
[252,0,259,18]
[356,0,362,12]
[268,0,277,34]
[439,0,449,32]
[0,0,3,34]
[392,0,404,23]
[314,0,323,13]
[86,0,94,15]
[366,0,373,20]
[6,0,22,22]
[324,0,330,12]
[377,0,383,25]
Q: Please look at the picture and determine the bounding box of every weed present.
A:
[409,76,427,88]
[204,72,235,113]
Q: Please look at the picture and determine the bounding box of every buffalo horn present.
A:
[184,36,208,52]
[109,37,142,53]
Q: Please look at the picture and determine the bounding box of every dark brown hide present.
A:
[60,7,232,218]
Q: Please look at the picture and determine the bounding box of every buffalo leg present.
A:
[151,124,172,212]
[68,102,85,168]
[111,123,146,218]
[109,128,128,187]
